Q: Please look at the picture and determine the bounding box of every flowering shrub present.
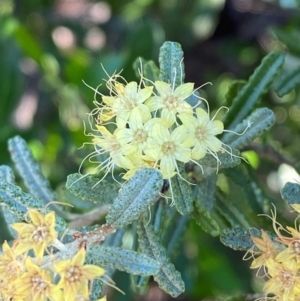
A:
[0,41,293,300]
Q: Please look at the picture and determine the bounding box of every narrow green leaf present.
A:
[216,186,251,229]
[88,245,160,276]
[106,168,163,228]
[223,52,284,129]
[133,58,160,83]
[214,200,241,228]
[13,24,44,63]
[138,220,185,297]
[273,28,300,57]
[8,136,56,206]
[152,200,166,232]
[159,41,184,87]
[56,185,95,211]
[195,174,217,212]
[193,202,219,237]
[273,66,300,97]
[222,108,276,150]
[0,166,18,240]
[170,164,194,215]
[220,227,282,251]
[0,165,15,183]
[0,179,67,232]
[66,173,119,205]
[0,208,16,242]
[224,167,263,215]
[224,80,247,107]
[144,61,160,83]
[89,279,103,301]
[220,227,257,251]
[164,214,189,255]
[281,182,300,205]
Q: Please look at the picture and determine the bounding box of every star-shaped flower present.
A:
[54,248,105,301]
[178,108,224,160]
[11,209,57,259]
[146,81,194,127]
[13,258,63,301]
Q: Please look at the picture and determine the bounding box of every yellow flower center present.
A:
[164,95,178,110]
[65,266,81,282]
[281,270,294,288]
[134,129,147,142]
[4,261,20,279]
[123,99,135,110]
[195,126,207,141]
[162,142,176,154]
[31,275,48,291]
[110,140,121,152]
[33,226,50,243]
[292,241,300,254]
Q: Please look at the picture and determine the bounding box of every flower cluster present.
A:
[0,209,106,301]
[245,205,300,301]
[88,74,227,182]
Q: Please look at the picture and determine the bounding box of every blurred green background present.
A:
[1,0,300,300]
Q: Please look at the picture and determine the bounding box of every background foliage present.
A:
[1,0,300,300]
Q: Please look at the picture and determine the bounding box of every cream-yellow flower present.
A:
[0,241,24,300]
[93,125,134,171]
[101,81,153,128]
[144,122,191,179]
[146,81,194,127]
[13,258,63,301]
[54,248,105,301]
[249,230,278,270]
[178,108,224,160]
[264,258,300,300]
[11,209,57,259]
[116,108,160,158]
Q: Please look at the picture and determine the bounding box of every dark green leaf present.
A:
[223,52,284,129]
[159,41,184,87]
[89,279,103,301]
[0,179,67,232]
[66,173,119,205]
[8,136,56,206]
[133,58,160,83]
[0,166,18,240]
[0,165,15,183]
[170,164,194,215]
[224,80,247,107]
[222,108,276,149]
[273,28,300,56]
[195,174,217,212]
[138,220,185,297]
[273,66,300,97]
[88,245,160,276]
[220,227,282,251]
[164,214,189,255]
[106,168,163,228]
[220,227,258,251]
[193,202,219,237]
[281,182,300,205]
